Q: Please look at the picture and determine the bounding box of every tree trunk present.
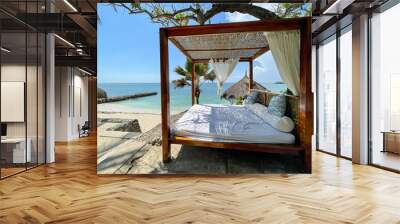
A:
[199,3,278,24]
[195,87,200,104]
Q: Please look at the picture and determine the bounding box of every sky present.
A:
[98,3,284,84]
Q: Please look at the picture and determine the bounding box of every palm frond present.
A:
[172,78,191,88]
[174,66,188,77]
[203,71,216,82]
[173,59,215,88]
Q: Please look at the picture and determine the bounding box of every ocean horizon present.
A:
[98,82,287,114]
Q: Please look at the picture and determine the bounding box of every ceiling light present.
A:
[78,67,92,76]
[54,34,75,48]
[1,47,11,53]
[63,0,78,12]
[76,48,85,55]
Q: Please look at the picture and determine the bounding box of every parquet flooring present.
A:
[1,135,400,223]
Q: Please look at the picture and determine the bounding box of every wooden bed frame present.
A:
[159,18,313,173]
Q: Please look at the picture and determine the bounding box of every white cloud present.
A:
[253,52,282,83]
[225,12,257,23]
[224,3,277,23]
[254,65,265,75]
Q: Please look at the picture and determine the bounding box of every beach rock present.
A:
[107,119,141,132]
[98,118,127,124]
[97,92,157,104]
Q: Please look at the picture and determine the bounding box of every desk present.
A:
[1,138,31,163]
[382,131,400,154]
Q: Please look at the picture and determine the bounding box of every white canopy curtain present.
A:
[209,58,239,96]
[264,30,300,96]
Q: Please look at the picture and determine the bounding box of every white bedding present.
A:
[173,104,295,144]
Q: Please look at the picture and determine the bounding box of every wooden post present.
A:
[249,60,254,90]
[160,28,171,162]
[299,17,313,173]
[191,61,196,105]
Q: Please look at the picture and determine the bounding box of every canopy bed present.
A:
[159,18,313,173]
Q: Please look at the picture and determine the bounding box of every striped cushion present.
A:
[267,95,286,117]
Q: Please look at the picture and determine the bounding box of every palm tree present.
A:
[173,59,215,104]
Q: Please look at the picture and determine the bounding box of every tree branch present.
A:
[202,3,278,24]
[112,3,279,26]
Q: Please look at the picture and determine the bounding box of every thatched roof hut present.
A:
[222,74,267,100]
[97,88,108,99]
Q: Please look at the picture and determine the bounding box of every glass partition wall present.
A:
[0,1,46,179]
[370,3,400,171]
[316,26,353,159]
[317,35,337,155]
[339,26,352,159]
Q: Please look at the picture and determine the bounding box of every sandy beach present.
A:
[97,110,302,175]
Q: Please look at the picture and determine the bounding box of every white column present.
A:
[46,33,55,163]
[352,14,369,164]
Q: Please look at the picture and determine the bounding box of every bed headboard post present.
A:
[299,17,313,173]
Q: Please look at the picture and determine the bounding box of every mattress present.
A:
[173,104,295,144]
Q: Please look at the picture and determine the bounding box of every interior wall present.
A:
[55,66,89,141]
[71,72,89,138]
[55,66,69,141]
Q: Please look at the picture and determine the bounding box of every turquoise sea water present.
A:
[98,83,287,114]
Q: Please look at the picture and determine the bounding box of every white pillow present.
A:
[245,103,295,133]
[269,116,295,133]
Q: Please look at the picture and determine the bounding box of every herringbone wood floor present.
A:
[1,136,400,224]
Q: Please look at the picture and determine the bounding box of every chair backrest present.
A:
[82,121,90,129]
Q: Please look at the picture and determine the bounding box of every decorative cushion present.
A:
[271,116,295,133]
[243,91,259,105]
[245,103,295,133]
[267,95,286,117]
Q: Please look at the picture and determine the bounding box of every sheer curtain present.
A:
[209,58,239,96]
[264,30,300,96]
